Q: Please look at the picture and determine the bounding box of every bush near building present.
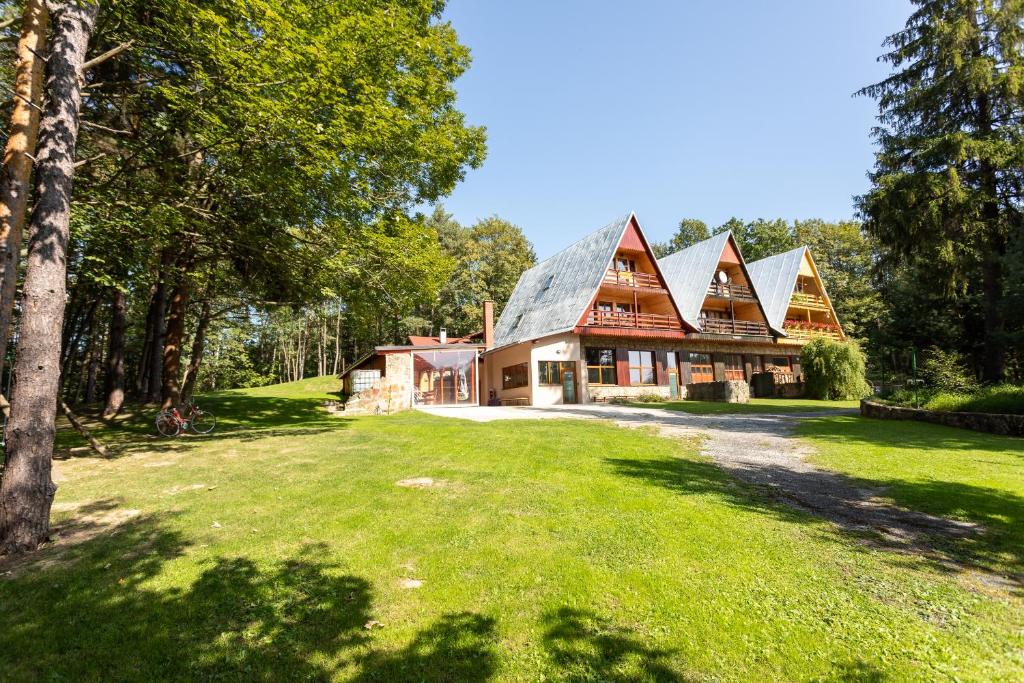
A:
[801,338,871,401]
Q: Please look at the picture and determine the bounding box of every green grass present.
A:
[624,397,860,414]
[1,378,1021,681]
[799,415,1024,581]
[884,384,1024,415]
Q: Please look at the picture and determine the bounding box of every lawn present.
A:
[624,397,860,414]
[799,415,1024,582]
[1,378,1021,681]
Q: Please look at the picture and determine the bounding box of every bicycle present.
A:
[155,402,216,437]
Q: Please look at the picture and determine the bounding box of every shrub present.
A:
[919,346,977,393]
[801,338,872,400]
[631,393,664,403]
[923,385,1024,415]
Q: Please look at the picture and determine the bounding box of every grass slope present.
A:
[0,378,1020,681]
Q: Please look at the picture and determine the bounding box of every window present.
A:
[538,360,562,385]
[665,352,677,371]
[509,313,524,333]
[586,347,616,385]
[750,355,763,374]
[689,352,713,383]
[502,362,528,389]
[724,354,745,381]
[535,274,555,301]
[770,356,792,371]
[628,350,655,385]
[614,256,636,272]
[351,369,381,393]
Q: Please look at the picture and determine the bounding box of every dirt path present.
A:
[421,404,979,550]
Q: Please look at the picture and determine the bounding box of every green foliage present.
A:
[887,384,1024,415]
[857,0,1024,381]
[801,338,872,400]
[423,207,535,336]
[718,217,797,262]
[919,346,977,393]
[652,218,709,258]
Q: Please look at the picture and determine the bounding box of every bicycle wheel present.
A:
[155,410,181,437]
[190,409,215,434]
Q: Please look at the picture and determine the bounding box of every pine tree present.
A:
[858,0,1024,382]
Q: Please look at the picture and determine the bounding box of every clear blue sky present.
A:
[438,1,912,259]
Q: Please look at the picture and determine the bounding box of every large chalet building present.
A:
[480,213,844,406]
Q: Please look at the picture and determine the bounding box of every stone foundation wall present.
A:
[685,380,750,403]
[861,399,1024,437]
[343,353,413,415]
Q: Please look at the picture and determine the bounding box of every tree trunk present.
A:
[160,278,190,409]
[83,322,101,404]
[0,0,100,554]
[147,266,170,402]
[0,0,48,391]
[180,299,210,404]
[332,310,341,375]
[102,288,126,417]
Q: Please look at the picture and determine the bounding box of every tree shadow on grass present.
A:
[353,612,498,682]
[541,607,688,682]
[1,517,502,681]
[608,452,1024,593]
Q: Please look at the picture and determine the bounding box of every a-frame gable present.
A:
[658,231,775,333]
[746,246,844,338]
[576,213,693,332]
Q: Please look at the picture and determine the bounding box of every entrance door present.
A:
[560,363,578,404]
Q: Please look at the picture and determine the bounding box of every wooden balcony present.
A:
[789,292,830,310]
[706,282,755,300]
[603,269,663,290]
[782,321,842,342]
[700,317,770,336]
[584,309,683,330]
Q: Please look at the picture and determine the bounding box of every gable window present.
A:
[502,362,528,390]
[586,348,616,385]
[538,360,562,385]
[614,256,636,272]
[628,350,655,385]
[689,352,713,383]
[724,354,745,381]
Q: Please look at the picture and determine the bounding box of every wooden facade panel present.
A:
[655,350,669,386]
[615,347,630,386]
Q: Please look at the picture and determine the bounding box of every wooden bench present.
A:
[499,397,530,406]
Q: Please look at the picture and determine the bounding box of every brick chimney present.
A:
[482,300,495,349]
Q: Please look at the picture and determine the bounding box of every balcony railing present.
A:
[789,292,830,309]
[783,321,842,341]
[603,269,663,289]
[706,282,755,299]
[585,309,683,330]
[701,317,770,336]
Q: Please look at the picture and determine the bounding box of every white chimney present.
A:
[439,327,447,344]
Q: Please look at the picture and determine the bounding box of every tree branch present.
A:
[82,41,133,72]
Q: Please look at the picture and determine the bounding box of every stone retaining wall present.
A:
[685,380,750,403]
[860,399,1024,437]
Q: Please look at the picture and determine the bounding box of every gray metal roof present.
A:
[656,231,732,329]
[492,214,631,348]
[745,246,806,330]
